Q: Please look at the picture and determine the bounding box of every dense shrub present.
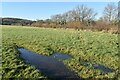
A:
[65,21,85,30]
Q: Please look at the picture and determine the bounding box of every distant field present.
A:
[2,25,119,79]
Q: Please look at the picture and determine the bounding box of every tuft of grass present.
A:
[2,45,47,79]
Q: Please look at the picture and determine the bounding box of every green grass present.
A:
[2,45,47,79]
[2,25,119,79]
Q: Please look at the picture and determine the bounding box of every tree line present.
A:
[32,3,118,33]
[2,3,119,33]
[1,18,33,26]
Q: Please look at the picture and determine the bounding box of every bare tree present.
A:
[51,4,97,27]
[75,5,97,23]
[51,14,62,24]
[63,10,75,22]
[103,3,118,24]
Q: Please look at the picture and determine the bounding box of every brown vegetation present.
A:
[30,3,118,34]
[2,3,118,34]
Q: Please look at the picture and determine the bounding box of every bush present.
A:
[94,21,110,31]
[66,21,86,30]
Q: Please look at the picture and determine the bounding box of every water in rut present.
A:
[18,48,115,79]
[17,48,80,80]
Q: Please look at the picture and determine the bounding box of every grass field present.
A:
[2,25,119,79]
